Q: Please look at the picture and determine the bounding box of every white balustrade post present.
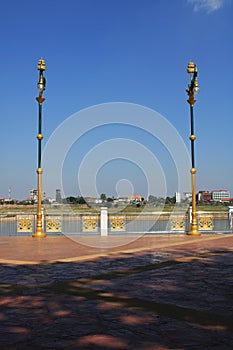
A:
[188,206,192,229]
[228,206,233,229]
[100,207,108,236]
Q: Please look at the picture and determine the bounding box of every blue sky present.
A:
[0,0,232,200]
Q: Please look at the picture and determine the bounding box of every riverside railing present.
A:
[0,207,232,236]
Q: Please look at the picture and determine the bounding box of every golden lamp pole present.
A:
[186,61,201,236]
[33,59,46,238]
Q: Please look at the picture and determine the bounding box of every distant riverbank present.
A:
[0,203,229,214]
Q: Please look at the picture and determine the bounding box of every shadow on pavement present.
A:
[0,247,233,349]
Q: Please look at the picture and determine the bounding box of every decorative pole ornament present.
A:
[186,61,200,235]
[33,59,46,238]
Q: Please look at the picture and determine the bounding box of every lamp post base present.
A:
[33,207,46,238]
[32,231,46,238]
[32,223,46,238]
[187,224,201,236]
[187,230,201,236]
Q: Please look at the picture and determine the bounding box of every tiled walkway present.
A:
[0,234,233,349]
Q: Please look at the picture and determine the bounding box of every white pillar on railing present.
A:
[228,206,233,229]
[188,206,192,222]
[100,206,108,236]
[187,206,192,231]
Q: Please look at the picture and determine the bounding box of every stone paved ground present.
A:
[0,234,233,349]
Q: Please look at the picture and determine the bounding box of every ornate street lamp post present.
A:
[186,61,201,236]
[33,59,46,238]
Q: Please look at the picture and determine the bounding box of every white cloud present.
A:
[187,0,225,13]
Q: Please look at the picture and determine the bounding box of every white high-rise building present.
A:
[175,192,181,203]
[29,189,46,202]
[212,190,230,202]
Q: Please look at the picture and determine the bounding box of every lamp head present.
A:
[187,61,195,74]
[37,59,46,72]
[186,61,200,94]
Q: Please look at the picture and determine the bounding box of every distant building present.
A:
[56,189,62,203]
[44,197,56,204]
[220,197,233,203]
[94,199,103,204]
[117,197,129,203]
[30,189,37,201]
[175,192,181,203]
[212,190,230,202]
[128,195,143,204]
[183,192,192,202]
[198,191,212,202]
[29,189,46,202]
